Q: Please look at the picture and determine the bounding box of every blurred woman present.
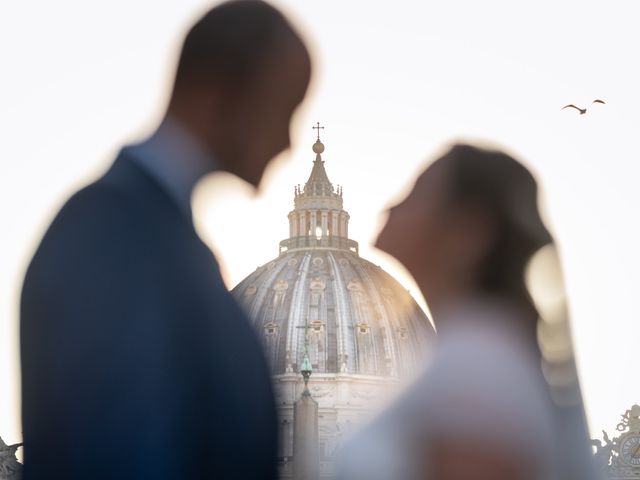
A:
[337,144,597,480]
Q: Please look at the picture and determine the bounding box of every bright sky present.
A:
[1,0,639,448]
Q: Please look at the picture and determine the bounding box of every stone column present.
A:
[339,212,348,238]
[293,388,319,480]
[331,211,339,237]
[299,212,307,237]
[289,212,298,238]
[310,211,317,238]
[321,211,328,238]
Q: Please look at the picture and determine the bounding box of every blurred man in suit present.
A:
[20,2,311,479]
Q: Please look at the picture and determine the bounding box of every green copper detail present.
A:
[300,352,313,386]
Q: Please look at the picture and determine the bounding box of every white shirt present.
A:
[336,299,557,480]
[126,115,217,220]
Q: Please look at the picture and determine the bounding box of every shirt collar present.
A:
[126,115,217,220]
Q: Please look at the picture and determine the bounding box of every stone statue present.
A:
[617,404,640,433]
[0,437,22,480]
[592,430,616,470]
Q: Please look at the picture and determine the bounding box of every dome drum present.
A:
[279,236,359,255]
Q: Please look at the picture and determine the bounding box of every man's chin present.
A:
[243,158,276,192]
[246,177,262,192]
[373,234,385,254]
[234,168,263,192]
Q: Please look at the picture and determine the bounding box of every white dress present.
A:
[335,300,559,480]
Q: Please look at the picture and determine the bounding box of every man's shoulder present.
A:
[49,180,141,242]
[25,181,143,277]
[55,152,175,224]
[50,155,181,243]
[65,180,131,214]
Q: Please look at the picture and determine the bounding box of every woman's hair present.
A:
[432,145,593,478]
[435,144,552,317]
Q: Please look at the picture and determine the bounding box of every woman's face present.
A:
[375,160,496,299]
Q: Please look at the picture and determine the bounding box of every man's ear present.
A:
[208,81,235,121]
[205,81,243,162]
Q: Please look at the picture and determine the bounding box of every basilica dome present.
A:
[232,132,434,379]
[232,127,434,478]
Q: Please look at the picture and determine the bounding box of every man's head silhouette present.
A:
[168,0,311,187]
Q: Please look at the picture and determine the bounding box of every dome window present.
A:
[264,322,278,336]
[356,323,370,334]
[397,327,408,340]
[311,320,324,332]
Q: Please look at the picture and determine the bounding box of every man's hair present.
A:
[174,0,303,88]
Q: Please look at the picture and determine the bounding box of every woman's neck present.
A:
[416,272,478,321]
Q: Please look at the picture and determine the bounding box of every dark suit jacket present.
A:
[20,151,277,479]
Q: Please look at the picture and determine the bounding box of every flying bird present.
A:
[561,99,606,115]
[562,104,587,115]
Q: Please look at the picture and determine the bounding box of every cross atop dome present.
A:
[313,121,324,141]
[312,122,325,157]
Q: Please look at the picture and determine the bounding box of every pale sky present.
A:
[1,0,639,448]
